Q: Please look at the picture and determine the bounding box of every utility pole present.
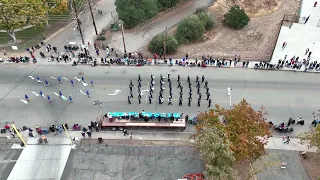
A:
[87,0,98,35]
[163,26,167,61]
[120,21,127,55]
[72,0,88,60]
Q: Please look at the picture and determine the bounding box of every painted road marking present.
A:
[20,99,28,104]
[28,76,35,80]
[109,89,121,95]
[82,82,88,87]
[79,90,86,95]
[61,95,67,101]
[37,80,42,83]
[74,77,81,82]
[63,77,68,81]
[32,92,39,96]
[139,90,149,96]
[54,92,59,96]
[50,76,56,80]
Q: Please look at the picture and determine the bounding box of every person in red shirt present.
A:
[4,124,10,130]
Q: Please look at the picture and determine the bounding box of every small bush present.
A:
[175,15,205,43]
[148,34,179,54]
[223,5,250,29]
[197,12,215,30]
[97,36,106,41]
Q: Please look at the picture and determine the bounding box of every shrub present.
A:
[175,15,205,43]
[223,5,250,29]
[148,34,179,54]
[97,35,106,41]
[197,12,215,30]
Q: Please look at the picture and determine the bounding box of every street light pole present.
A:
[72,0,88,60]
[87,0,98,35]
[227,87,232,109]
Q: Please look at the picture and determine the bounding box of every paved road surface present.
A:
[0,64,318,136]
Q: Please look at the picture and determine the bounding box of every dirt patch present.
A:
[139,0,299,62]
[176,0,299,61]
[300,152,320,180]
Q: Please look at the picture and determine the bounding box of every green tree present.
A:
[115,0,158,28]
[223,5,250,29]
[148,34,179,54]
[156,0,179,11]
[195,99,271,161]
[196,127,236,180]
[176,14,205,43]
[0,0,48,42]
[43,0,68,15]
[197,12,215,30]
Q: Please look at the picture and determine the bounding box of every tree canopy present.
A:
[43,0,68,14]
[0,0,48,42]
[115,0,159,28]
[223,5,250,29]
[148,34,179,55]
[157,0,179,11]
[196,127,236,180]
[176,14,205,43]
[195,99,271,161]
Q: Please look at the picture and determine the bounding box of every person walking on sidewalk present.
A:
[282,42,287,49]
[59,91,63,98]
[283,136,290,144]
[69,96,73,103]
[91,80,94,87]
[70,79,74,86]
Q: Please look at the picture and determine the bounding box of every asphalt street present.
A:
[0,64,319,136]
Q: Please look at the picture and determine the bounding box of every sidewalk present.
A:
[2,130,317,152]
[3,56,318,74]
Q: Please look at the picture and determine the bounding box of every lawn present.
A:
[0,26,45,44]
